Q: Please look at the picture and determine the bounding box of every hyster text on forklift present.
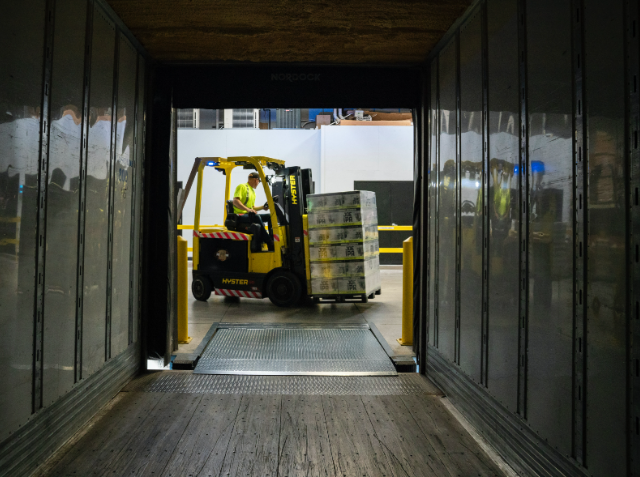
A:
[182,156,381,306]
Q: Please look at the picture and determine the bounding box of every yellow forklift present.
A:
[184,156,315,306]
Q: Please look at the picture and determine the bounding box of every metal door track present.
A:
[193,327,397,376]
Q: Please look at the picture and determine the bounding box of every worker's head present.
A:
[248,172,261,189]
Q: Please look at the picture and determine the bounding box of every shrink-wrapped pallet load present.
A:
[306,191,381,297]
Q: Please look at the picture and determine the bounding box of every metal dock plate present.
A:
[194,327,397,376]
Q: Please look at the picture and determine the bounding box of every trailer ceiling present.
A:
[105,0,472,63]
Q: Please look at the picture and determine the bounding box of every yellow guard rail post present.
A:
[177,236,191,344]
[398,236,413,346]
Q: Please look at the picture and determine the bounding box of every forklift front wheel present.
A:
[266,270,302,307]
[192,276,212,301]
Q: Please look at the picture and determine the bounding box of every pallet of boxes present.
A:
[306,191,381,303]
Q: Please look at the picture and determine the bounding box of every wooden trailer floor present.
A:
[38,372,506,477]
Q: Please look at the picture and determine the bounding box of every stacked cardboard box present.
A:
[306,191,381,296]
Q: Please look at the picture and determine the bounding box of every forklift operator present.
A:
[232,172,273,247]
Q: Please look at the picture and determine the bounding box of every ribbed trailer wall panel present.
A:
[524,0,573,457]
[82,5,115,377]
[486,0,520,415]
[0,1,148,475]
[43,0,89,407]
[584,0,628,473]
[458,8,483,385]
[423,0,639,474]
[437,37,458,364]
[0,0,46,441]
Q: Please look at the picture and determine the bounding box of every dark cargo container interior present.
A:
[1,0,638,475]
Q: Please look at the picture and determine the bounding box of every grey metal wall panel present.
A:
[458,10,483,384]
[421,0,633,472]
[584,0,627,474]
[42,0,87,408]
[524,0,573,455]
[437,38,458,362]
[486,0,519,413]
[0,0,46,442]
[0,343,140,477]
[429,65,438,347]
[82,7,115,379]
[110,36,137,358]
[132,57,145,345]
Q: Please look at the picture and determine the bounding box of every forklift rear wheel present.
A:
[361,295,368,303]
[266,270,302,307]
[192,276,212,301]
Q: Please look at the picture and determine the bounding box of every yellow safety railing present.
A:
[397,236,413,346]
[378,225,412,231]
[177,236,191,344]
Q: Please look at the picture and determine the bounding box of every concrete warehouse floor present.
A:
[176,264,415,361]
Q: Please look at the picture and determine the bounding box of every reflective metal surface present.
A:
[110,36,137,358]
[458,10,483,384]
[82,7,116,378]
[486,0,519,413]
[428,66,437,347]
[194,328,397,376]
[128,373,436,395]
[437,37,457,362]
[131,57,145,345]
[525,0,573,455]
[0,0,46,441]
[42,0,87,407]
[425,0,633,472]
[584,0,627,474]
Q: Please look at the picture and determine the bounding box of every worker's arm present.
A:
[233,197,256,214]
[254,203,269,211]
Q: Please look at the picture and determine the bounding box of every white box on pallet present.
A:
[307,190,377,212]
[307,225,378,244]
[309,240,379,262]
[310,274,380,295]
[337,275,380,295]
[306,190,381,297]
[307,208,378,228]
[310,255,380,279]
[310,278,340,294]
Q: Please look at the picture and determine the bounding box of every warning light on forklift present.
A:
[206,161,219,167]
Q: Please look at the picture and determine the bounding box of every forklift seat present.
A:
[224,200,244,232]
[225,199,263,253]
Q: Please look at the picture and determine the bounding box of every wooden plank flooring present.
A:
[278,396,335,477]
[41,379,505,477]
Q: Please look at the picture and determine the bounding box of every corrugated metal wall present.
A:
[0,0,146,472]
[422,0,639,475]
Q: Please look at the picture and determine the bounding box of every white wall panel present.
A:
[321,126,414,193]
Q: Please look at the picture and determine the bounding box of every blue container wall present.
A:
[0,0,146,445]
[424,0,637,474]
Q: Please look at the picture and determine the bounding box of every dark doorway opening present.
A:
[142,64,424,365]
[355,180,413,265]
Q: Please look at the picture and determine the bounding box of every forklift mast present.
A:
[300,168,314,213]
[281,167,312,281]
